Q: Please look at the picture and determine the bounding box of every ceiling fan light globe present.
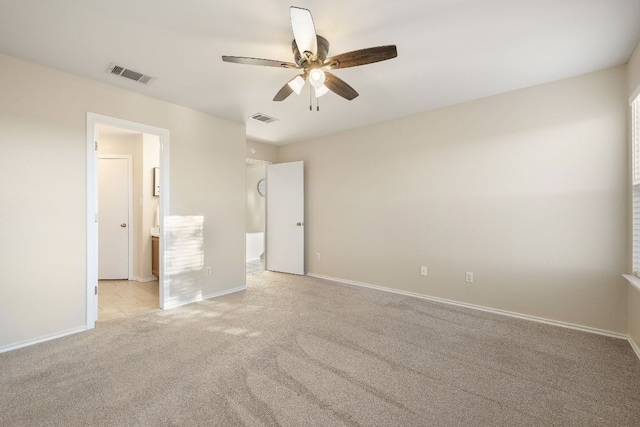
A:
[288,75,306,95]
[309,68,326,88]
[315,84,329,97]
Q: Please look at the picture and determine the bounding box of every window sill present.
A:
[622,274,640,292]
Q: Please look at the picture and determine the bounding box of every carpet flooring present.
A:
[1,272,640,426]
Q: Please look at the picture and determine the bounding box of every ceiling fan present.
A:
[222,6,397,103]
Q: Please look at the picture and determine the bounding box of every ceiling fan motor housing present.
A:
[292,35,330,68]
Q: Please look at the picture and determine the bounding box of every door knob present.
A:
[120,223,127,228]
[296,222,304,226]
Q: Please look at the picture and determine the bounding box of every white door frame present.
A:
[98,155,134,280]
[86,113,170,329]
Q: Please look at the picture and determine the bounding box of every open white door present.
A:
[266,161,304,275]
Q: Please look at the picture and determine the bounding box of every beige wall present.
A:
[627,41,640,351]
[628,42,640,100]
[247,139,278,163]
[0,53,246,350]
[279,65,629,334]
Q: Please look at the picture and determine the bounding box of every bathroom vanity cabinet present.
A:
[152,236,159,277]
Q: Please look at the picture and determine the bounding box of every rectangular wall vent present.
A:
[107,63,154,85]
[249,113,278,124]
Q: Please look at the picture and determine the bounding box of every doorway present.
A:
[246,158,270,276]
[96,127,159,322]
[87,113,169,329]
[245,159,305,277]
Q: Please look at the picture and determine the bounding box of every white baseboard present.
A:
[306,273,628,341]
[133,276,158,283]
[202,286,247,301]
[0,326,87,354]
[163,286,247,310]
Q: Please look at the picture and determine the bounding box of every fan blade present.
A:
[274,74,307,101]
[290,7,317,57]
[222,56,298,69]
[324,72,359,100]
[273,81,294,101]
[324,45,397,69]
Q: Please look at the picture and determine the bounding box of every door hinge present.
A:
[95,286,98,296]
[94,141,98,150]
[95,213,98,223]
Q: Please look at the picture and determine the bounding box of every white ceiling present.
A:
[1,0,639,146]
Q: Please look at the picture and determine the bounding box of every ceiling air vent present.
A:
[249,113,278,124]
[107,63,154,85]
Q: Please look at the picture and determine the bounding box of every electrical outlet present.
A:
[316,252,320,261]
[465,272,474,283]
[420,266,428,276]
[206,266,212,276]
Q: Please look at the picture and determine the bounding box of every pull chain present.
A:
[308,86,320,111]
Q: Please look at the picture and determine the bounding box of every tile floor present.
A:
[97,280,159,322]
[246,258,265,275]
